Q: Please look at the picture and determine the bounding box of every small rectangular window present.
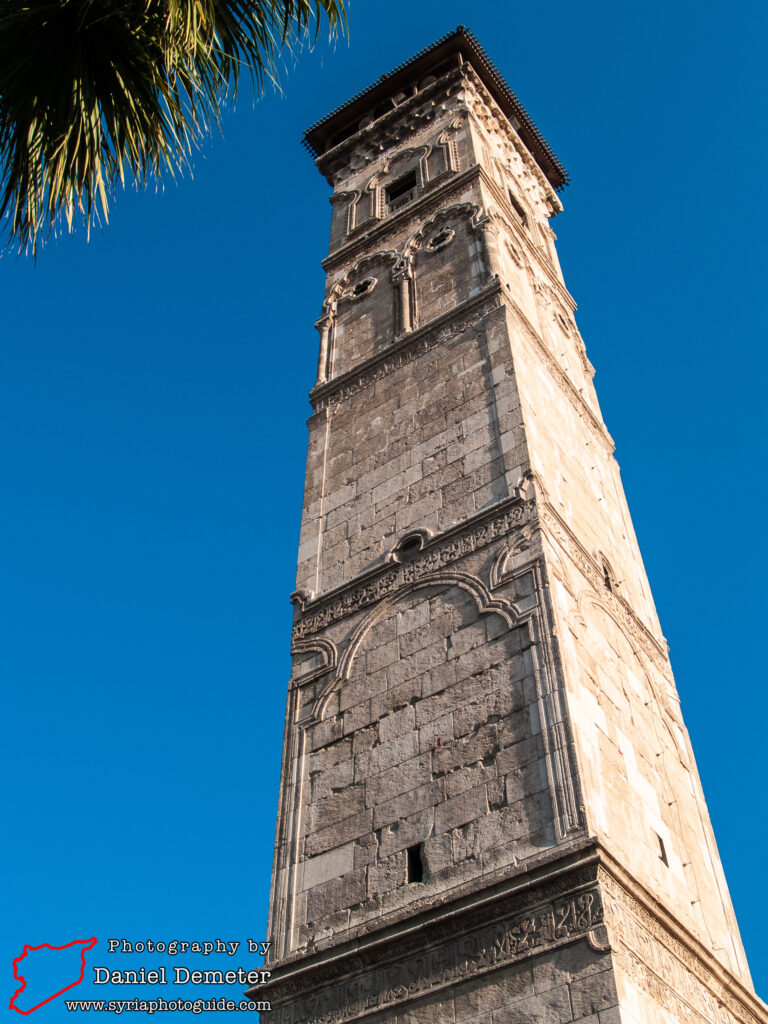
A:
[386,171,418,212]
[406,843,424,883]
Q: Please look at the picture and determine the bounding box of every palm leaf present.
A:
[0,0,347,256]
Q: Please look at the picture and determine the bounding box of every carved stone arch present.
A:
[331,249,399,303]
[327,249,400,376]
[405,204,490,326]
[360,146,430,223]
[290,637,338,687]
[488,525,537,589]
[404,202,482,260]
[311,570,521,720]
[377,144,430,185]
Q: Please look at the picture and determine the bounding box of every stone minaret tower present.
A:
[252,29,767,1024]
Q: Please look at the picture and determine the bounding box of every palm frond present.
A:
[0,0,347,256]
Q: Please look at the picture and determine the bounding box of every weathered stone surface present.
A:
[259,28,766,1024]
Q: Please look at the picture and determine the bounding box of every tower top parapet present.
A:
[303,26,569,191]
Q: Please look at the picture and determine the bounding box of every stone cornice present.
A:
[309,279,504,412]
[252,840,767,1024]
[311,66,464,183]
[291,492,536,640]
[306,30,567,191]
[250,840,602,1019]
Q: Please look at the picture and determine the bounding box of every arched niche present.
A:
[328,250,398,376]
[293,574,556,946]
[406,204,482,326]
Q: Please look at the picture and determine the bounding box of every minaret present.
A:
[252,29,767,1024]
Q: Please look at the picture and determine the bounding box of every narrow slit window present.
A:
[507,188,528,228]
[406,843,424,883]
[658,834,669,866]
[602,558,616,593]
[386,170,418,212]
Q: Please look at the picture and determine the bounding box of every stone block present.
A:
[490,983,572,1023]
[366,643,399,674]
[419,712,454,752]
[454,964,534,1019]
[300,842,356,892]
[306,717,342,753]
[434,783,488,834]
[342,699,374,736]
[420,660,458,699]
[304,809,373,858]
[366,852,404,896]
[308,737,352,775]
[532,941,607,995]
[310,755,354,801]
[374,675,423,716]
[433,723,499,776]
[569,970,618,1019]
[305,866,366,923]
[365,752,432,807]
[311,784,366,832]
[378,806,434,858]
[396,602,430,636]
[340,669,388,713]
[353,832,379,869]
[373,780,444,830]
[354,732,419,782]
[444,763,495,800]
[352,724,378,754]
[377,703,417,744]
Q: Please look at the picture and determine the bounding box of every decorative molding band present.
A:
[315,69,464,183]
[309,280,504,413]
[291,496,537,641]
[539,502,669,672]
[600,861,768,1024]
[256,859,604,1023]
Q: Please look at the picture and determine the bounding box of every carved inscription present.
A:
[292,499,537,640]
[602,875,764,1024]
[270,888,603,1024]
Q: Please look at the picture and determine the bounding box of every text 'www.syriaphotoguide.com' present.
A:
[64,997,270,1013]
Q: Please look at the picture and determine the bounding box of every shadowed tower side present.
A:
[252,28,767,1024]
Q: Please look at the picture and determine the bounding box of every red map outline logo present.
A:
[10,937,97,1014]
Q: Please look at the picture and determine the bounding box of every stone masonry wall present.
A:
[294,579,554,949]
[264,43,760,1024]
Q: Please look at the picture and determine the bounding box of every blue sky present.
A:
[3,0,767,1017]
